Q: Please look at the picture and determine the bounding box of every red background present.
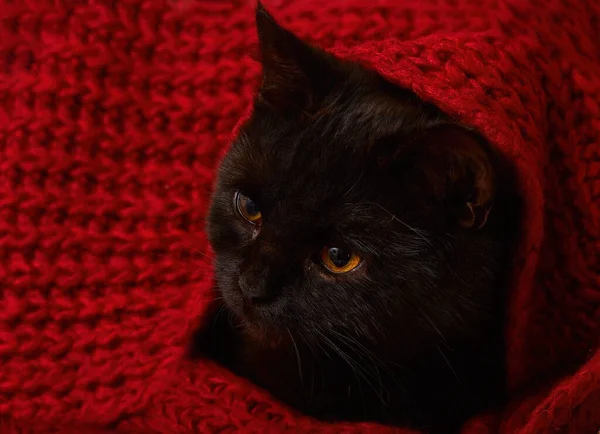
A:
[1,0,599,432]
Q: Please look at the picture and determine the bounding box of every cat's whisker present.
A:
[329,329,408,411]
[315,331,367,408]
[419,310,452,349]
[342,172,364,199]
[356,201,433,247]
[213,304,227,327]
[228,310,243,329]
[143,241,216,279]
[315,329,386,408]
[336,333,386,405]
[294,331,318,405]
[178,241,213,259]
[328,331,417,418]
[287,327,304,387]
[330,330,403,382]
[296,330,318,359]
[436,345,461,384]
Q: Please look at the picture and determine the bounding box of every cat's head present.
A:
[206,4,515,358]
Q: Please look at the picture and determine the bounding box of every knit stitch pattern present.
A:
[1,0,599,432]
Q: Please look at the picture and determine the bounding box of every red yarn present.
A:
[1,0,599,432]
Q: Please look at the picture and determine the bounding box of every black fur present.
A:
[192,4,521,431]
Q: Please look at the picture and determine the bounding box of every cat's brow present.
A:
[349,201,433,247]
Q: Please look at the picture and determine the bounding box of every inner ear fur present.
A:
[422,125,497,230]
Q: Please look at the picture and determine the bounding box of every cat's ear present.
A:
[255,3,338,112]
[376,125,497,230]
[443,128,496,230]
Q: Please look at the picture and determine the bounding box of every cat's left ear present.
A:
[255,3,340,112]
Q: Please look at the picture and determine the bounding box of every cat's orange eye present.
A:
[320,246,361,274]
[235,192,262,224]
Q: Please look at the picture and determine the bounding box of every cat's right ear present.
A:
[255,2,338,112]
[374,125,497,230]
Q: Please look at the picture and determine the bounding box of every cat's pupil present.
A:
[245,198,259,216]
[328,247,351,267]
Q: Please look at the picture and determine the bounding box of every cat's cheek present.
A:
[226,208,260,241]
[206,213,238,250]
[249,225,261,240]
[208,215,253,253]
[213,257,245,313]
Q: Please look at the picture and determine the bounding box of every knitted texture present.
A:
[1,0,599,432]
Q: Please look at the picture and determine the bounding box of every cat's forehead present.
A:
[221,133,372,226]
[242,76,434,165]
[238,120,368,193]
[223,70,438,209]
[240,102,389,178]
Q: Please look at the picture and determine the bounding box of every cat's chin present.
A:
[240,320,287,349]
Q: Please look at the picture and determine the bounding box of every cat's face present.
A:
[206,6,508,358]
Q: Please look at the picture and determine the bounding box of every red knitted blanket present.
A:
[1,0,599,432]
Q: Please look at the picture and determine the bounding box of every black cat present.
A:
[192,4,521,431]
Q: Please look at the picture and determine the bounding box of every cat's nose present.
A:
[238,273,272,305]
